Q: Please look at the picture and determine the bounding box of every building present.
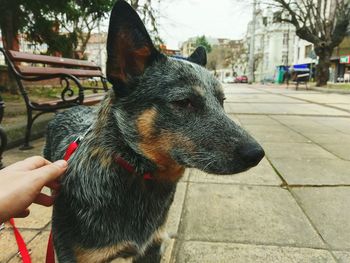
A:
[331,33,350,83]
[0,34,48,65]
[246,7,296,82]
[85,32,107,74]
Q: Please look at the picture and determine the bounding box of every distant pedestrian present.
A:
[283,69,291,87]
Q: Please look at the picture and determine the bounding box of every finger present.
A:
[14,208,30,218]
[46,180,61,191]
[6,156,51,171]
[23,156,51,170]
[33,193,55,207]
[32,160,68,184]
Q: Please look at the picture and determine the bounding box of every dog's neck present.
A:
[86,93,185,183]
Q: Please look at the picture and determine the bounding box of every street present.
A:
[1,83,350,262]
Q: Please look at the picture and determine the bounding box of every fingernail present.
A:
[54,160,68,168]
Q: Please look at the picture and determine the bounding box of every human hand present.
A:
[0,156,67,223]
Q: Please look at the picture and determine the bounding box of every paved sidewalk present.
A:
[1,84,350,262]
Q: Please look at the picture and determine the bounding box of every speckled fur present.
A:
[44,1,263,262]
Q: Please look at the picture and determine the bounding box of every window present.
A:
[282,51,288,65]
[264,54,269,69]
[297,47,300,59]
[283,33,289,46]
[305,44,313,58]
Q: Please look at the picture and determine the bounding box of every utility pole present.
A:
[286,24,290,67]
[248,0,257,83]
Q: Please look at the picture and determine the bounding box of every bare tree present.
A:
[207,41,247,74]
[270,0,350,86]
[128,0,163,45]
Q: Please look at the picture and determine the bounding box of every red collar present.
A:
[63,139,153,180]
[115,156,153,180]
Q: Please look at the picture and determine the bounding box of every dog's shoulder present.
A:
[44,105,95,161]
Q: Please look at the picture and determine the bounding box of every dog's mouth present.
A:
[171,150,264,175]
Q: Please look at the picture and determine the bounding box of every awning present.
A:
[293,63,309,69]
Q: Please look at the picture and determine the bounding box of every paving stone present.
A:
[13,202,52,230]
[311,117,350,135]
[0,228,38,262]
[244,126,310,143]
[302,133,350,144]
[321,143,350,160]
[272,116,338,135]
[223,85,265,94]
[271,159,350,185]
[332,251,350,263]
[181,183,324,248]
[188,158,281,186]
[225,94,300,103]
[292,187,350,250]
[327,103,350,111]
[226,103,350,116]
[2,138,46,167]
[176,241,335,263]
[8,231,50,263]
[286,93,350,104]
[262,142,337,160]
[236,115,279,126]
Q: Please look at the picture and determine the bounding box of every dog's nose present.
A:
[239,145,265,167]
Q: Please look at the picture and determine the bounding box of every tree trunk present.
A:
[314,46,332,87]
[0,8,20,94]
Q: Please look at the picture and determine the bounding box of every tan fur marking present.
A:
[89,147,112,168]
[74,242,136,263]
[136,108,193,182]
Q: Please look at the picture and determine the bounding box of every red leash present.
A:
[9,218,31,263]
[46,140,79,263]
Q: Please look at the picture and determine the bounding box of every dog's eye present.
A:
[171,99,194,109]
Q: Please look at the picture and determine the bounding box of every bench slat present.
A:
[31,94,105,108]
[17,66,103,78]
[8,50,100,69]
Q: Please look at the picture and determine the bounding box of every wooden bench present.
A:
[0,48,108,149]
[291,71,309,90]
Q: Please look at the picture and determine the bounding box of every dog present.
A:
[43,1,264,262]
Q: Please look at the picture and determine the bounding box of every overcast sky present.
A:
[157,0,253,49]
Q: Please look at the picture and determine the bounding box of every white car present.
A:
[223,76,235,83]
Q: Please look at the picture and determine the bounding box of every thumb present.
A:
[31,160,68,184]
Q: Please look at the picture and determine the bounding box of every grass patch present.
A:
[1,81,110,102]
[326,83,350,90]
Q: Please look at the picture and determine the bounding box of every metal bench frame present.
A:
[0,48,108,149]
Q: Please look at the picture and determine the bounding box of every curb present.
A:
[309,87,350,94]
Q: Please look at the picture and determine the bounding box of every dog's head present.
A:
[106,0,264,176]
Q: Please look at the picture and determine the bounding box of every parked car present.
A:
[223,76,235,83]
[235,75,248,83]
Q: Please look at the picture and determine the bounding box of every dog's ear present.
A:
[187,46,207,67]
[106,0,162,91]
